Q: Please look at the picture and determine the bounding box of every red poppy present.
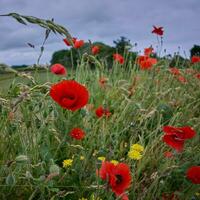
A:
[144,47,153,56]
[137,56,157,70]
[95,106,111,118]
[74,39,84,49]
[50,80,89,111]
[99,161,115,181]
[63,37,77,46]
[121,194,129,200]
[92,45,100,55]
[169,67,180,76]
[113,53,124,64]
[99,161,132,197]
[164,151,173,158]
[69,128,85,140]
[191,56,200,64]
[196,73,200,79]
[137,55,148,64]
[50,64,66,75]
[177,75,187,84]
[186,166,200,184]
[152,26,164,36]
[109,163,132,196]
[162,126,196,152]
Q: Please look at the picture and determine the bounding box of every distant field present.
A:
[0,71,54,93]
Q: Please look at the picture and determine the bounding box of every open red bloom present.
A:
[99,161,131,198]
[74,39,84,49]
[50,64,66,75]
[109,163,132,196]
[50,80,89,111]
[144,47,153,56]
[162,126,196,152]
[95,106,111,118]
[137,56,157,70]
[99,161,115,180]
[63,37,77,46]
[186,166,200,184]
[121,194,129,200]
[92,45,100,55]
[191,56,200,64]
[152,26,164,36]
[69,128,85,140]
[169,67,180,76]
[113,53,124,64]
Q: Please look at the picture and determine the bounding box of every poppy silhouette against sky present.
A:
[0,0,199,65]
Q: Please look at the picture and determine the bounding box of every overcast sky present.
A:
[0,0,199,65]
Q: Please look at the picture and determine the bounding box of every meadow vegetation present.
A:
[0,13,200,200]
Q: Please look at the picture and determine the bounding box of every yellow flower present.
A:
[110,160,119,165]
[196,192,200,196]
[80,156,85,160]
[97,156,106,162]
[79,198,87,200]
[62,159,73,168]
[128,150,142,160]
[130,144,144,152]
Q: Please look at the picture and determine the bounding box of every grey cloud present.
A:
[0,0,199,65]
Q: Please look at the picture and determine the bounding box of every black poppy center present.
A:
[116,174,123,184]
[67,94,76,100]
[173,134,184,141]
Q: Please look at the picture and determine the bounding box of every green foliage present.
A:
[50,38,137,70]
[0,58,200,199]
[1,12,200,200]
[190,45,200,57]
[169,54,189,68]
[113,36,132,53]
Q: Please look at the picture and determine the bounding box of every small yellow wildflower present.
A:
[196,192,200,196]
[80,156,85,160]
[128,150,142,160]
[111,160,119,165]
[97,156,106,162]
[79,198,87,200]
[130,144,144,152]
[62,159,73,168]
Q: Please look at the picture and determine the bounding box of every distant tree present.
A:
[51,49,77,68]
[50,39,137,69]
[113,36,132,54]
[190,45,200,57]
[0,63,10,74]
[50,42,116,69]
[169,55,189,68]
[12,65,28,68]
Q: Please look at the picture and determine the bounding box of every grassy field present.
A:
[0,71,52,93]
[0,60,200,200]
